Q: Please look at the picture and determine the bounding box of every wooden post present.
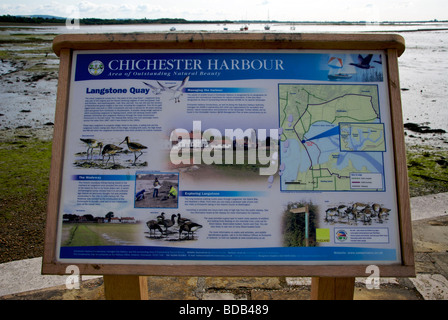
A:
[305,210,309,247]
[103,275,149,300]
[310,277,355,300]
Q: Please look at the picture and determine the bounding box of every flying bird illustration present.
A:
[157,76,189,103]
[350,54,375,69]
[142,81,163,95]
[374,55,382,65]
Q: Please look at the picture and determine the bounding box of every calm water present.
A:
[2,21,448,34]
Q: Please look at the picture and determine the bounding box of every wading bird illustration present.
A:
[101,144,123,165]
[80,138,103,160]
[120,136,148,165]
[157,76,189,103]
[350,54,375,69]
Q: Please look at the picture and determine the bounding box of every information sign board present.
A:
[43,33,414,277]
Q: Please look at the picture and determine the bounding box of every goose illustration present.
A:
[157,76,189,103]
[157,212,166,221]
[146,220,164,237]
[158,213,177,234]
[350,54,375,69]
[179,221,203,240]
[177,213,191,225]
[374,55,382,64]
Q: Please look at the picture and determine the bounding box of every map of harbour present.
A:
[339,122,386,152]
[279,84,385,191]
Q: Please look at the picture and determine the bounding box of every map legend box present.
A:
[350,173,384,190]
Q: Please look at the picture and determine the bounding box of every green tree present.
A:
[282,202,317,247]
[105,211,114,222]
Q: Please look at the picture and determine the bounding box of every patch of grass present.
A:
[62,223,139,246]
[0,50,14,59]
[406,146,448,197]
[0,33,56,69]
[62,224,110,246]
[0,136,52,220]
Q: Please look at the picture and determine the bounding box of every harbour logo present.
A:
[88,60,105,76]
[335,230,348,242]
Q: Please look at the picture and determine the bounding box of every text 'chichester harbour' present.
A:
[108,58,285,71]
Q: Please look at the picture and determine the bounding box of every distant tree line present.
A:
[1,15,445,25]
[0,15,66,24]
[0,15,233,25]
[63,211,114,223]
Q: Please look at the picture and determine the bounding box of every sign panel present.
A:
[55,48,403,266]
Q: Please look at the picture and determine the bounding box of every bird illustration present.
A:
[119,136,148,165]
[157,76,189,103]
[142,81,163,95]
[374,55,382,65]
[379,207,391,218]
[80,138,103,160]
[157,212,166,221]
[350,54,375,69]
[325,207,338,223]
[177,213,191,225]
[179,221,203,240]
[158,213,177,234]
[146,220,164,237]
[101,144,123,165]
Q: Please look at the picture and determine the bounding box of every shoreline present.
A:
[1,27,447,153]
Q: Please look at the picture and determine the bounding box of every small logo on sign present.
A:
[88,60,104,76]
[336,230,348,241]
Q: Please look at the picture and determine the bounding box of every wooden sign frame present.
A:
[42,33,414,279]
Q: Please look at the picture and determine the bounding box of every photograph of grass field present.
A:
[61,223,142,247]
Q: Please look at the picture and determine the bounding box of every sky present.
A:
[1,0,447,22]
